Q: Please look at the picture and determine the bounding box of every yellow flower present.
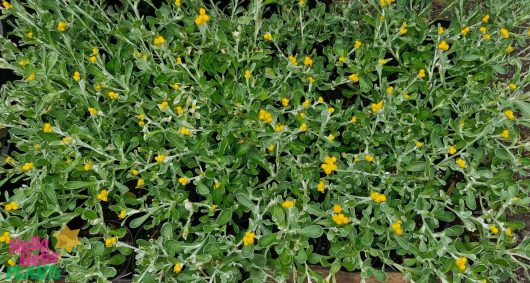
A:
[391,220,404,235]
[176,56,182,64]
[275,124,284,132]
[489,225,499,235]
[244,69,252,79]
[153,35,166,46]
[299,112,305,118]
[62,136,73,145]
[456,158,466,169]
[2,1,13,9]
[332,204,342,213]
[508,83,517,90]
[118,210,126,219]
[180,126,191,136]
[194,8,210,25]
[318,96,324,103]
[263,32,272,41]
[5,202,19,212]
[304,56,313,66]
[27,73,36,81]
[176,106,184,115]
[449,145,456,155]
[174,262,182,273]
[399,22,408,35]
[504,109,515,120]
[506,45,513,53]
[57,21,67,32]
[92,47,99,55]
[83,163,93,171]
[415,141,424,148]
[303,99,311,108]
[505,227,513,237]
[299,123,307,132]
[136,178,144,187]
[479,26,487,34]
[4,156,16,165]
[327,134,335,142]
[338,56,346,63]
[130,169,139,176]
[267,144,275,152]
[386,86,394,95]
[94,82,103,91]
[214,181,221,189]
[43,123,53,133]
[97,189,109,202]
[500,28,509,38]
[418,69,426,79]
[155,154,166,163]
[107,91,119,100]
[282,200,295,209]
[332,213,350,225]
[370,192,387,203]
[159,101,169,110]
[482,14,490,23]
[461,26,470,36]
[178,177,189,185]
[243,231,255,246]
[18,59,30,66]
[371,101,384,113]
[22,162,34,171]
[104,236,118,247]
[259,109,273,123]
[88,55,97,63]
[307,76,315,85]
[354,40,362,49]
[317,180,325,192]
[364,154,375,162]
[7,259,15,266]
[321,156,338,175]
[88,107,97,116]
[455,257,467,272]
[33,144,41,151]
[73,71,81,81]
[438,40,450,51]
[281,98,289,107]
[288,55,297,66]
[378,59,388,65]
[0,232,11,243]
[438,26,445,34]
[351,116,357,123]
[328,107,334,113]
[348,73,359,82]
[483,34,491,40]
[501,129,509,139]
[379,0,395,7]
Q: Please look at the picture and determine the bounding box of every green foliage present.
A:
[1,0,530,282]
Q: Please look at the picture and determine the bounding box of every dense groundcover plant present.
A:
[1,0,530,281]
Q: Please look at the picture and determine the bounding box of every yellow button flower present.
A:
[89,55,97,63]
[155,154,166,163]
[328,107,334,113]
[275,124,284,132]
[153,35,166,46]
[214,181,221,189]
[194,8,210,25]
[88,107,97,116]
[449,145,456,155]
[505,227,513,237]
[259,109,273,123]
[328,134,335,142]
[267,144,275,152]
[73,71,81,81]
[415,141,424,148]
[282,200,295,209]
[97,189,109,202]
[332,213,350,225]
[22,162,34,171]
[83,163,93,171]
[370,192,387,203]
[504,109,515,120]
[438,40,450,51]
[318,96,324,103]
[351,116,357,123]
[378,59,388,65]
[321,156,338,175]
[4,202,19,212]
[130,169,139,176]
[0,232,11,243]
[489,225,499,235]
[107,91,119,100]
[418,69,426,79]
[371,101,384,113]
[137,178,144,187]
[461,26,470,36]
[281,98,289,107]
[174,262,182,273]
[354,40,362,49]
[43,123,53,133]
[304,56,313,66]
[508,83,517,90]
[438,26,445,34]
[118,210,126,219]
[299,123,307,132]
[180,126,191,136]
[303,99,311,107]
[332,204,342,213]
[7,259,15,266]
[391,220,404,235]
[307,76,315,85]
[244,69,252,79]
[263,32,272,41]
[104,236,118,247]
[479,26,487,34]
[364,154,375,162]
[288,55,297,66]
[159,101,169,110]
[500,28,509,38]
[2,1,13,9]
[317,180,325,192]
[242,231,255,246]
[386,86,394,95]
[482,14,490,23]
[506,45,513,53]
[338,56,346,63]
[399,22,408,35]
[27,73,36,81]
[348,73,359,82]
[57,21,67,32]
[178,177,189,185]
[455,257,467,272]
[456,158,466,169]
[501,129,509,139]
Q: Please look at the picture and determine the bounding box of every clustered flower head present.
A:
[174,262,182,273]
[455,256,468,272]
[97,189,109,202]
[178,177,189,185]
[371,101,384,113]
[456,158,466,169]
[504,109,515,120]
[22,162,34,171]
[57,21,67,32]
[282,200,295,209]
[418,69,426,79]
[155,154,166,163]
[399,22,408,35]
[348,73,359,82]
[4,202,19,212]
[259,109,273,123]
[105,236,118,247]
[317,180,325,192]
[489,224,499,235]
[320,156,337,175]
[2,1,13,9]
[438,40,450,51]
[195,8,210,25]
[370,192,387,204]
[0,231,10,243]
[391,219,404,235]
[43,123,53,133]
[379,0,395,7]
[331,204,349,225]
[263,32,272,41]
[153,35,166,46]
[501,129,509,139]
[242,231,255,246]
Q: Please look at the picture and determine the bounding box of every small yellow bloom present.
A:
[304,56,313,66]
[461,26,470,36]
[118,210,126,219]
[194,8,210,25]
[107,91,119,100]
[303,99,311,107]
[399,22,408,35]
[378,59,388,65]
[104,236,118,247]
[483,34,491,40]
[275,124,284,132]
[415,141,424,148]
[73,71,81,81]
[348,73,359,82]
[281,98,289,107]
[500,28,509,39]
[506,45,513,53]
[299,112,305,118]
[455,257,467,272]
[83,163,93,171]
[320,156,338,175]
[370,192,387,203]
[214,181,221,189]
[391,220,404,235]
[57,22,67,32]
[22,162,34,171]
[267,144,275,152]
[92,47,99,55]
[94,83,103,91]
[88,107,97,116]
[62,136,73,145]
[318,96,324,103]
[244,69,252,79]
[282,200,295,209]
[175,0,181,7]
[242,231,255,246]
[328,134,335,142]
[27,73,36,81]
[364,155,375,162]
[174,262,182,273]
[328,107,334,113]
[482,15,490,23]
[155,154,166,163]
[43,123,53,133]
[331,213,350,225]
[288,55,297,66]
[438,40,450,51]
[505,227,513,237]
[159,101,169,110]
[2,1,13,9]
[351,116,357,123]
[299,123,307,132]
[263,33,272,41]
[438,26,445,35]
[136,178,144,187]
[449,145,456,155]
[354,40,362,49]
[332,204,342,213]
[5,202,19,212]
[418,69,426,79]
[176,56,182,64]
[259,109,273,123]
[489,225,499,235]
[176,106,184,115]
[0,232,11,243]
[7,259,15,266]
[89,55,97,63]
[130,169,139,176]
[508,83,517,90]
[97,189,109,202]
[180,126,191,136]
[479,26,487,34]
[386,86,394,95]
[4,156,16,165]
[504,109,515,120]
[371,101,384,113]
[317,180,325,192]
[153,35,166,46]
[501,129,509,139]
[33,144,40,151]
[456,158,466,169]
[178,177,189,185]
[18,59,29,66]
[307,76,315,85]
[338,56,346,63]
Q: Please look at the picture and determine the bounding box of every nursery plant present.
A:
[1,0,530,282]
